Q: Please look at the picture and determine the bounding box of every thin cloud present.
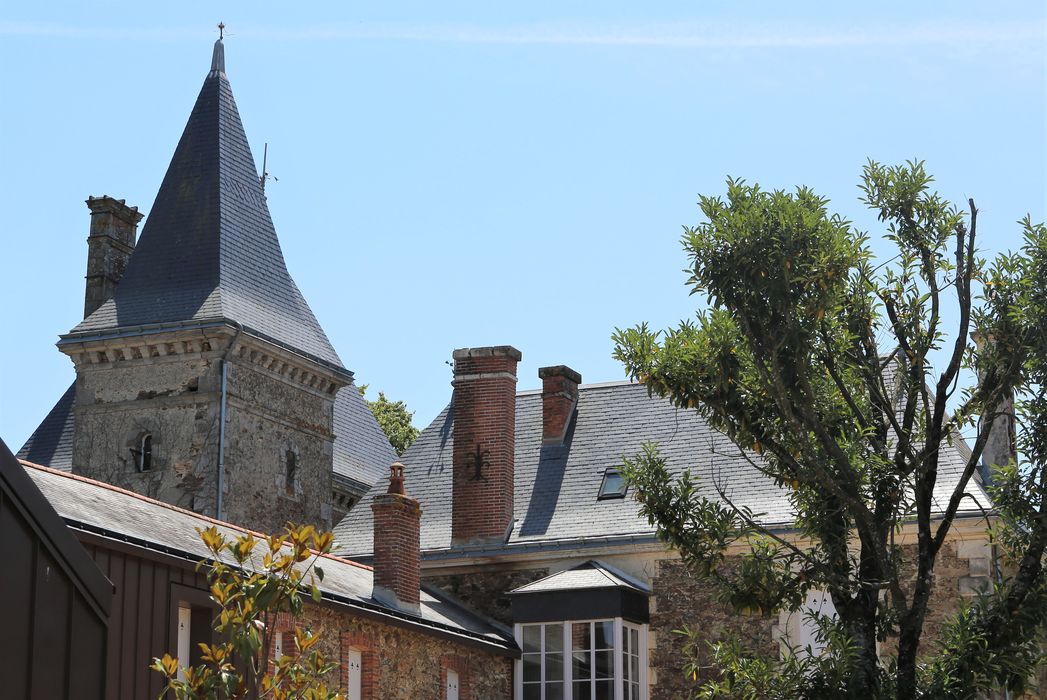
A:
[0,19,1042,49]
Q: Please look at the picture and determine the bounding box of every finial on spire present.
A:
[210,23,226,75]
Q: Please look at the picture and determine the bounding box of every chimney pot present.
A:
[539,365,582,445]
[388,462,406,495]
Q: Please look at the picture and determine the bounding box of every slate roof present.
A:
[510,561,651,595]
[62,40,344,374]
[333,385,399,489]
[20,459,514,653]
[17,381,395,490]
[17,382,75,469]
[333,380,992,558]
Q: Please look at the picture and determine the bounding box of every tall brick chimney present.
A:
[451,345,522,546]
[84,195,143,318]
[539,365,581,446]
[371,463,421,615]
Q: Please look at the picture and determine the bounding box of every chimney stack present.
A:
[971,332,1018,474]
[451,345,522,546]
[84,196,143,318]
[539,365,581,445]
[371,462,421,614]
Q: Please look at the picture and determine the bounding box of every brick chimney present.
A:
[84,196,143,318]
[371,462,421,614]
[451,345,522,546]
[539,365,582,446]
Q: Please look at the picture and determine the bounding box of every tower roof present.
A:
[63,39,344,373]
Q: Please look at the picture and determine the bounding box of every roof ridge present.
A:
[516,379,637,397]
[18,459,372,571]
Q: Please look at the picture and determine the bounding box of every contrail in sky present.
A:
[0,19,1042,49]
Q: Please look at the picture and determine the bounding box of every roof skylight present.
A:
[598,468,628,500]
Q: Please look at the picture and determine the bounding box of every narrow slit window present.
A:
[598,468,627,499]
[134,433,153,472]
[285,450,297,495]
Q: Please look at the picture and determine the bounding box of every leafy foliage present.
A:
[613,162,1047,698]
[151,524,343,699]
[358,385,420,456]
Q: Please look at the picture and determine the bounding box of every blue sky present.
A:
[1,2,1044,449]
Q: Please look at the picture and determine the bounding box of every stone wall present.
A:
[291,605,513,699]
[428,568,549,626]
[649,536,995,698]
[66,328,348,535]
[650,558,778,699]
[222,349,339,532]
[72,348,223,513]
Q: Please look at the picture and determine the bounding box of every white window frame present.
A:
[778,588,838,659]
[446,668,460,700]
[273,629,284,662]
[176,605,192,682]
[345,647,363,700]
[514,618,648,700]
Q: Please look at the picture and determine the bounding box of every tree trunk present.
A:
[896,575,932,700]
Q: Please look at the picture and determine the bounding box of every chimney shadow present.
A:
[518,414,577,538]
[427,403,454,478]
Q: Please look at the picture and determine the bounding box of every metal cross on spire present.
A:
[218,22,225,40]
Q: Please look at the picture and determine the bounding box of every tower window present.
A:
[285,450,297,495]
[133,433,153,472]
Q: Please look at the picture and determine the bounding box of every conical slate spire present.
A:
[210,37,225,75]
[66,41,344,372]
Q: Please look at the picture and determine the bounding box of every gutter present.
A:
[217,322,243,521]
[344,511,998,568]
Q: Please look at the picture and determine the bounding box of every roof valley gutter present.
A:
[217,322,243,521]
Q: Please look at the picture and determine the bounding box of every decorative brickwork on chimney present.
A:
[84,196,142,318]
[371,462,421,614]
[538,365,582,446]
[451,345,522,546]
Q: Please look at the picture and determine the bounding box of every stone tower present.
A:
[55,39,352,533]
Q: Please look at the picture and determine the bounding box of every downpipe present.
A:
[217,322,243,521]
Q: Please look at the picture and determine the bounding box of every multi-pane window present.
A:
[572,621,614,700]
[622,624,641,700]
[521,622,564,700]
[517,619,646,700]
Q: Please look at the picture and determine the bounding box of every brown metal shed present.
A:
[0,438,113,699]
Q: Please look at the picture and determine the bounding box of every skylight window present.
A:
[598,468,628,499]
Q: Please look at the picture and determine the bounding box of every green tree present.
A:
[359,385,420,456]
[151,524,343,699]
[612,161,1047,698]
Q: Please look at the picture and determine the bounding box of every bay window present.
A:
[516,618,647,700]
[510,561,651,700]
